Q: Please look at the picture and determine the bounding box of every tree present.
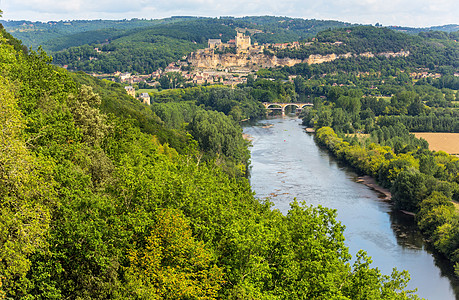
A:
[246,74,254,87]
[187,110,249,164]
[316,109,333,128]
[0,76,53,298]
[391,169,427,212]
[125,209,224,299]
[417,192,455,236]
[68,84,110,146]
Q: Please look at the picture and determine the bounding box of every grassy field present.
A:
[137,88,158,95]
[378,96,392,101]
[413,132,459,155]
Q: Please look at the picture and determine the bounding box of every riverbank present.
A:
[356,175,391,201]
[356,176,416,216]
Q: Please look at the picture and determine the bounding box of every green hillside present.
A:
[50,19,242,73]
[40,23,459,76]
[0,17,200,51]
[3,17,356,74]
[0,21,424,299]
[3,16,458,76]
[275,26,459,77]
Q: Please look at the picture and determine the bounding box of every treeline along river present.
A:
[243,116,459,300]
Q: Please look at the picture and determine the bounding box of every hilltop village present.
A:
[96,31,313,95]
[92,31,419,104]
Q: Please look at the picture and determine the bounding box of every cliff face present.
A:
[187,52,303,69]
[187,50,410,69]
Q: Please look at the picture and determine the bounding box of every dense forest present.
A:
[0,20,427,300]
[49,20,240,73]
[274,26,459,76]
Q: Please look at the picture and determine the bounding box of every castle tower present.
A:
[236,32,251,52]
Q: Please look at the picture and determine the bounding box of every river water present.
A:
[243,116,459,300]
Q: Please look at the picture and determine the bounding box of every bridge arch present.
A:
[264,103,283,109]
[283,103,301,110]
[262,102,313,115]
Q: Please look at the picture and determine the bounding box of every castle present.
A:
[189,32,411,71]
[207,32,252,53]
[235,32,251,51]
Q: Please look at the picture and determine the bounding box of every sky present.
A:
[1,0,458,28]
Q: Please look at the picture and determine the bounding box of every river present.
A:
[243,116,459,300]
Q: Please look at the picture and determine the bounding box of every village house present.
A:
[124,86,136,98]
[139,93,151,105]
[193,75,206,85]
[208,39,222,49]
[119,72,131,82]
[165,63,181,73]
[151,69,162,79]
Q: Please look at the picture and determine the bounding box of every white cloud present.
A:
[2,0,458,27]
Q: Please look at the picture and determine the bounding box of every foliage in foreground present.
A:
[0,28,422,299]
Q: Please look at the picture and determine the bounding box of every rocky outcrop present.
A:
[187,51,303,69]
[187,50,410,69]
[377,50,410,58]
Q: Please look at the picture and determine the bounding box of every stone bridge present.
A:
[262,102,313,115]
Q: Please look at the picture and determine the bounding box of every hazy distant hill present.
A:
[388,24,459,34]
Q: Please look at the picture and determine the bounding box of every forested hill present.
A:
[0,17,353,74]
[386,24,459,34]
[3,17,355,74]
[3,16,458,75]
[0,22,422,299]
[0,17,201,51]
[1,16,354,52]
[271,26,414,62]
[3,16,457,53]
[18,25,459,75]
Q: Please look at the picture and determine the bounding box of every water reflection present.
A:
[390,210,459,297]
[244,116,458,300]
